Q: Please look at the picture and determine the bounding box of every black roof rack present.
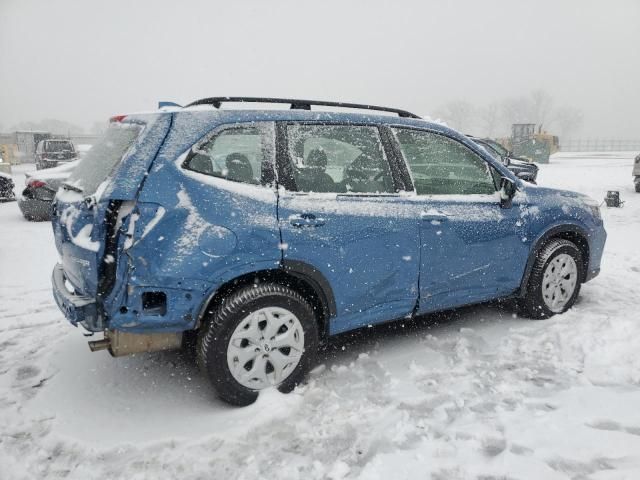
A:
[184,96,421,119]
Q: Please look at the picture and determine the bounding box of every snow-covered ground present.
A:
[1,153,639,480]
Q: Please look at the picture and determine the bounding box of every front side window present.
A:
[285,124,394,193]
[393,129,496,195]
[183,124,273,185]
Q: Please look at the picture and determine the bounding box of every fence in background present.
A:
[560,139,640,152]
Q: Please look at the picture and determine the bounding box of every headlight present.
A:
[582,196,602,220]
[587,204,601,220]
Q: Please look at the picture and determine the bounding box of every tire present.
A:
[635,182,640,193]
[518,239,584,319]
[197,283,319,406]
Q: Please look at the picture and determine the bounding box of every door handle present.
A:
[289,213,326,228]
[420,211,448,222]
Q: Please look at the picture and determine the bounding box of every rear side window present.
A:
[183,125,272,185]
[393,129,496,195]
[285,124,394,194]
[67,123,142,195]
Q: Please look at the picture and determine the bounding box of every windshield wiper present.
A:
[62,182,83,193]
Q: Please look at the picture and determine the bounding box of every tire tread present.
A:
[518,238,583,319]
[197,282,317,406]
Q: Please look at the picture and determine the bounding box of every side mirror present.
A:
[499,177,517,208]
[502,156,511,166]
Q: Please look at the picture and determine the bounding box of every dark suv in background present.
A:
[35,139,77,170]
[470,137,539,184]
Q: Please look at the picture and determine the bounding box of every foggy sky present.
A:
[1,0,639,138]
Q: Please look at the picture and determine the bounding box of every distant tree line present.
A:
[435,89,583,139]
[5,119,107,136]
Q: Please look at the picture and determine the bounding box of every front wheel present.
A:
[197,283,319,406]
[518,239,584,319]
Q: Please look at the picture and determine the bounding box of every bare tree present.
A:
[435,100,476,133]
[554,106,583,138]
[478,102,500,138]
[11,119,84,135]
[90,120,108,135]
[529,89,555,131]
[438,90,582,140]
[500,96,533,128]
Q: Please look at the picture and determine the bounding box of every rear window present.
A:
[45,140,74,152]
[66,123,142,195]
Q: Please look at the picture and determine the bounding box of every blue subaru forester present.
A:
[51,97,606,405]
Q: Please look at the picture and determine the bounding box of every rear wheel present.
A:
[518,239,584,319]
[197,283,319,406]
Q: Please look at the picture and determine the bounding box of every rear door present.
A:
[276,122,420,335]
[52,114,172,297]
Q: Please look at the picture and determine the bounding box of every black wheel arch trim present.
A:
[194,260,337,341]
[518,224,591,297]
[281,259,337,326]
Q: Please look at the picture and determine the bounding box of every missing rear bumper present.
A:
[88,330,183,357]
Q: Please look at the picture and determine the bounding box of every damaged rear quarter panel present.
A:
[106,113,281,332]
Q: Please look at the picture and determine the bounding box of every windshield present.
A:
[65,123,142,195]
[474,140,502,161]
[483,139,508,157]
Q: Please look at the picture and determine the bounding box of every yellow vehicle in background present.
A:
[497,124,559,163]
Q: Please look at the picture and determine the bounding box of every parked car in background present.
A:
[51,97,605,406]
[634,153,640,192]
[0,171,16,202]
[470,137,539,184]
[19,160,78,220]
[34,139,77,170]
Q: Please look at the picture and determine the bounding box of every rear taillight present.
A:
[28,179,46,189]
[110,114,127,123]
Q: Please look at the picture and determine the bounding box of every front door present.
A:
[276,123,419,335]
[390,127,529,313]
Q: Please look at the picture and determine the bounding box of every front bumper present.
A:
[584,224,607,283]
[585,267,600,282]
[52,263,100,330]
[41,159,75,169]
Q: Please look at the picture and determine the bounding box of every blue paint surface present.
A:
[50,108,607,335]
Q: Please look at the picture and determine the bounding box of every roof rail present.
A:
[184,96,421,119]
